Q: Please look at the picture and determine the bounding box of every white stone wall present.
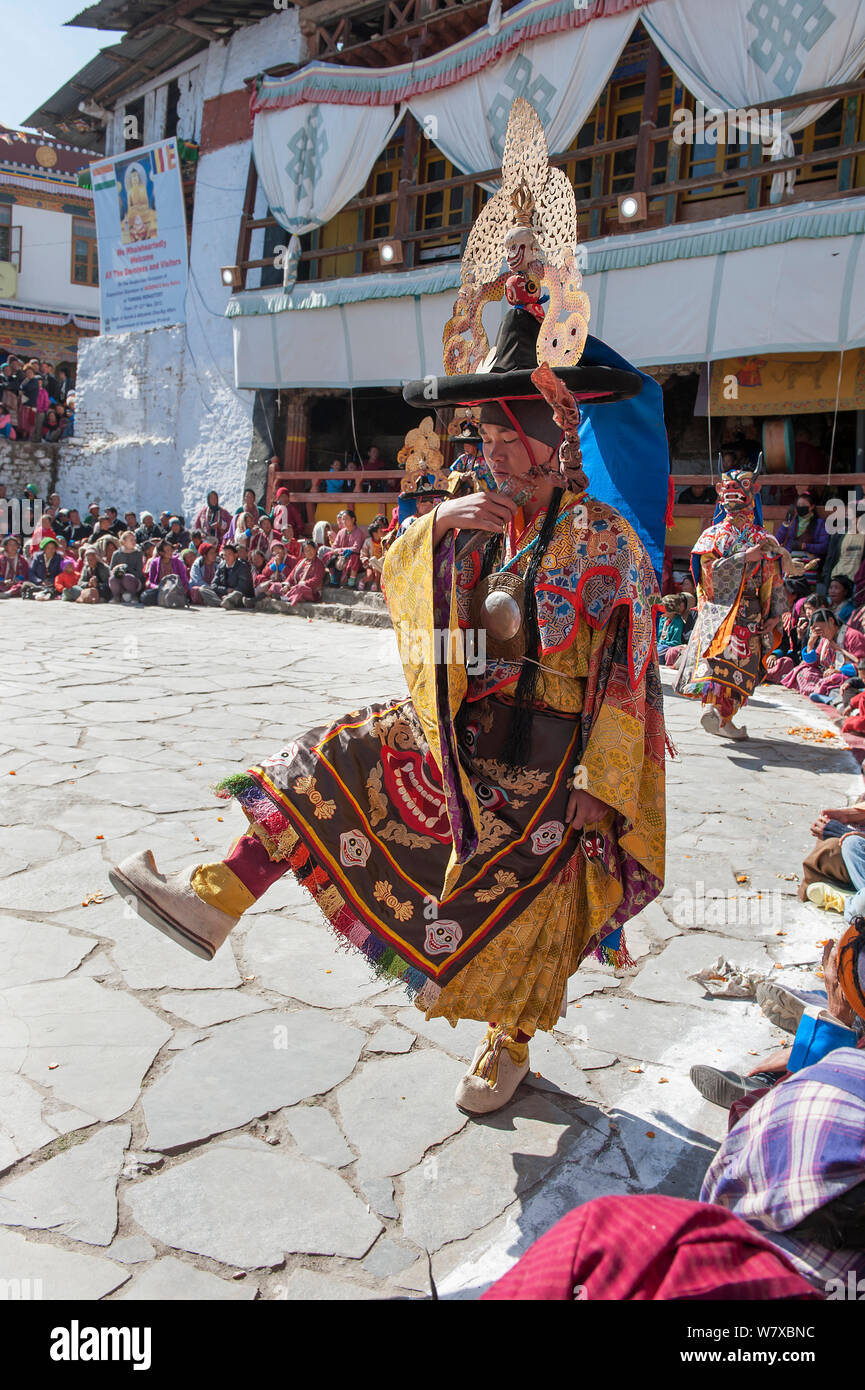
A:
[60,9,305,521]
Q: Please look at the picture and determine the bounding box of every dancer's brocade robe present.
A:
[216,492,666,1032]
[676,513,785,715]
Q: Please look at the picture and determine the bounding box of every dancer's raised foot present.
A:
[109,849,238,960]
[454,1025,530,1114]
[700,707,723,737]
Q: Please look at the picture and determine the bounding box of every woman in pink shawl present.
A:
[782,608,865,697]
[281,540,324,607]
[193,491,232,545]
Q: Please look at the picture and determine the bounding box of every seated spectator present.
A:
[361,444,388,494]
[782,608,865,699]
[282,540,325,607]
[0,407,15,439]
[701,1043,865,1294]
[51,509,72,541]
[67,546,110,604]
[82,502,101,535]
[271,487,305,540]
[657,593,689,660]
[828,574,855,624]
[23,537,62,599]
[54,556,80,600]
[0,535,29,598]
[233,487,264,521]
[189,529,203,551]
[109,531,145,604]
[255,540,293,597]
[225,504,259,548]
[776,489,828,571]
[94,533,119,568]
[135,512,162,545]
[189,541,221,607]
[213,542,255,610]
[249,549,267,586]
[324,459,350,494]
[359,518,386,593]
[324,509,365,589]
[676,480,717,506]
[124,510,138,533]
[140,538,189,608]
[158,511,172,533]
[165,515,190,549]
[194,491,233,546]
[105,507,125,537]
[247,513,276,558]
[482,1195,817,1301]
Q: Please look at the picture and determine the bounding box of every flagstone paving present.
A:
[0,603,859,1299]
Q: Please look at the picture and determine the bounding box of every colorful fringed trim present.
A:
[213,771,441,1008]
[593,927,636,970]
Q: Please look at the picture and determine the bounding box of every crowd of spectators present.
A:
[0,482,404,613]
[0,355,75,442]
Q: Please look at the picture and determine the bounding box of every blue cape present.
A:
[577,335,669,581]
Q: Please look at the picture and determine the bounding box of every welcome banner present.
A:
[90,137,188,335]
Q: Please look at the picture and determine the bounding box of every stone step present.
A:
[257,589,391,628]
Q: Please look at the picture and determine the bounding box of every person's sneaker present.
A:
[806,881,848,914]
[755,979,829,1032]
[454,1026,530,1115]
[122,592,132,604]
[108,850,238,959]
[689,1065,777,1109]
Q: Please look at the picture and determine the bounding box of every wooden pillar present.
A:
[634,42,662,193]
[283,389,310,474]
[235,153,258,290]
[395,113,420,269]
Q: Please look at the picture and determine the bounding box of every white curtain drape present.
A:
[406,10,639,175]
[253,102,404,233]
[643,0,865,201]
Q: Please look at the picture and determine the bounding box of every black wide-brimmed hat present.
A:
[402,306,641,412]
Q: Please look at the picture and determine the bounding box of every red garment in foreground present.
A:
[481,1195,821,1301]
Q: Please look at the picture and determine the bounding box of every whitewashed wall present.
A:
[59,9,304,520]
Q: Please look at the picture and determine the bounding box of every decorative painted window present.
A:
[71,217,99,286]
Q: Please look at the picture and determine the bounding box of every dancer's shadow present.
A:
[431,1084,719,1300]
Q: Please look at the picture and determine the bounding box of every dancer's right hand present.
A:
[432,491,519,547]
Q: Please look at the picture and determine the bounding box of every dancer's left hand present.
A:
[566,787,609,829]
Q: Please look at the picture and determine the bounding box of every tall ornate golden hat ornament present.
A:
[402,98,643,647]
[403,97,641,511]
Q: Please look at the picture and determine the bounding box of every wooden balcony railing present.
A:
[235,76,865,288]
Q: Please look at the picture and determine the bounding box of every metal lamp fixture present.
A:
[378,238,404,266]
[220,265,242,289]
[617,192,647,223]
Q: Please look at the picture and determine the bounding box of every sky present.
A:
[1,0,124,131]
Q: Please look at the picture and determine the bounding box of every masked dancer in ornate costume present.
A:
[677,462,788,740]
[110,100,668,1115]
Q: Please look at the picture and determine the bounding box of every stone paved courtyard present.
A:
[0,602,859,1300]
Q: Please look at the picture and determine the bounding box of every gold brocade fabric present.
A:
[422,858,593,1034]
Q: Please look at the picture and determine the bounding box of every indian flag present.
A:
[92,163,115,192]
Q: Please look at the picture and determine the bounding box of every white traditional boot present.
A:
[700,706,723,737]
[720,718,749,741]
[454,1025,530,1115]
[109,850,239,960]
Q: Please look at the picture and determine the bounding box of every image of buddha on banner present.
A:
[117,157,158,244]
